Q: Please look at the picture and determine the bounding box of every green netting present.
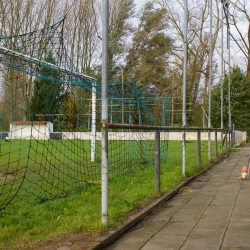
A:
[0,20,171,210]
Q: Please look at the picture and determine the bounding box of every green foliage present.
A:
[211,66,250,129]
[108,0,135,80]
[25,52,68,122]
[125,2,173,89]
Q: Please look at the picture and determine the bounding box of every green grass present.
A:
[0,138,165,207]
[0,139,232,249]
[0,139,101,207]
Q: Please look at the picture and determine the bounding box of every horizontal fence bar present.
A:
[107,123,231,131]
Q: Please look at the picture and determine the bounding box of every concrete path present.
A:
[107,144,250,250]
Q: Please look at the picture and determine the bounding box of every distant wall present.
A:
[235,131,246,145]
[55,131,246,144]
[9,122,53,140]
[6,129,246,145]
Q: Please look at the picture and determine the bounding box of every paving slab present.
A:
[210,196,236,207]
[140,242,183,250]
[180,236,223,250]
[155,221,196,236]
[105,144,250,250]
[221,248,250,250]
[185,196,213,205]
[222,236,250,248]
[113,221,166,244]
[170,208,204,222]
[107,242,145,250]
[148,206,181,222]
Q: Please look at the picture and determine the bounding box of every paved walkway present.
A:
[107,143,250,250]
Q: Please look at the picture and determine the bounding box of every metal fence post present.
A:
[229,129,231,148]
[225,129,228,150]
[215,130,217,158]
[110,99,113,132]
[221,130,223,153]
[102,0,109,227]
[221,2,224,154]
[155,130,160,192]
[197,129,201,166]
[208,0,212,162]
[182,0,188,177]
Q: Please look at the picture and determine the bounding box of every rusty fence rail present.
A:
[106,123,232,192]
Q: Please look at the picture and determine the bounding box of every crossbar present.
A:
[0,46,96,82]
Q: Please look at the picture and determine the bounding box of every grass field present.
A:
[0,139,232,249]
[0,138,167,208]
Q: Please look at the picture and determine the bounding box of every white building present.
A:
[9,121,53,140]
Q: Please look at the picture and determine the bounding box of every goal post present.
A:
[91,82,97,162]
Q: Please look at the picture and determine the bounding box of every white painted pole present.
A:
[182,0,188,177]
[102,0,109,227]
[91,82,97,162]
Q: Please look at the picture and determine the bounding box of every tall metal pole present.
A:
[110,99,113,132]
[163,99,165,126]
[122,68,124,125]
[182,0,188,177]
[208,0,212,161]
[227,6,231,148]
[102,0,109,227]
[221,2,224,153]
[172,66,174,127]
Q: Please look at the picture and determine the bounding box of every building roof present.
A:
[10,121,50,125]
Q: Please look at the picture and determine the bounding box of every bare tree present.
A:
[153,0,220,114]
[228,0,250,80]
[63,0,100,73]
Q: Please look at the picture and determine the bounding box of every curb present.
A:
[89,153,229,250]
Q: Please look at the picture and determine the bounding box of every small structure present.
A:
[9,121,53,140]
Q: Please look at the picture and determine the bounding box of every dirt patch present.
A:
[0,173,13,180]
[35,233,100,250]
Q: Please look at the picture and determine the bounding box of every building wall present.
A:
[7,128,246,144]
[10,123,53,139]
[57,131,245,143]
